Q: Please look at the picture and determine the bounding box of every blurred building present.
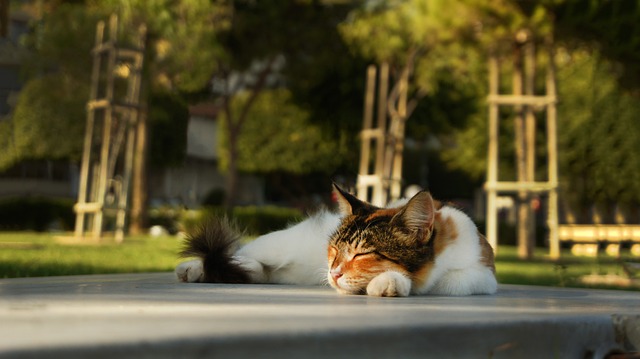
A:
[148,102,264,208]
[0,4,27,118]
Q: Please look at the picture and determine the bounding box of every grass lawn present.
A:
[0,232,183,278]
[0,232,638,291]
[495,246,639,291]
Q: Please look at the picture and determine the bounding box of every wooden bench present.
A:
[558,225,640,257]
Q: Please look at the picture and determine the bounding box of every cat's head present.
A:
[327,184,437,295]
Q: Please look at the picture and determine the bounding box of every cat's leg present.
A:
[429,266,498,296]
[366,271,412,297]
[175,259,204,283]
[231,255,268,283]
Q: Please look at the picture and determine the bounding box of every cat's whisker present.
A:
[314,267,330,286]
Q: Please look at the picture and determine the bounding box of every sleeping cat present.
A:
[175,184,497,297]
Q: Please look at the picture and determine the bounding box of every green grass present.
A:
[0,232,638,291]
[495,246,639,291]
[0,232,182,278]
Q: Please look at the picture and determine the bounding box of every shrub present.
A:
[201,188,226,206]
[0,197,75,231]
[147,205,183,235]
[177,205,303,236]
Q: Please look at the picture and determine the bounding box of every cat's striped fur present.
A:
[328,184,496,296]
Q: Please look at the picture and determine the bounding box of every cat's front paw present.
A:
[175,259,204,283]
[366,271,411,297]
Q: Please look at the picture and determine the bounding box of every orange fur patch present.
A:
[365,208,400,223]
[433,214,459,256]
[411,261,434,289]
[345,255,408,287]
[478,232,496,273]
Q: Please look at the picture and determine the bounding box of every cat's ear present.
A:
[332,183,367,215]
[392,191,436,241]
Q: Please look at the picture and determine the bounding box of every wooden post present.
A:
[524,40,537,255]
[486,55,500,252]
[373,62,389,206]
[92,15,119,240]
[75,20,105,239]
[513,41,534,259]
[546,45,560,259]
[357,65,377,201]
[115,24,146,243]
[389,69,409,202]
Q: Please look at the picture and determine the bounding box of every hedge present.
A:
[149,205,304,236]
[0,197,75,231]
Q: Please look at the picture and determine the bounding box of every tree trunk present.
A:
[129,109,148,234]
[513,41,534,260]
[224,127,240,208]
[221,57,277,207]
[0,0,8,38]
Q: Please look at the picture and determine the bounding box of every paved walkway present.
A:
[1,273,639,358]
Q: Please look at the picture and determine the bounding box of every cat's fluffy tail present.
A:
[179,217,252,284]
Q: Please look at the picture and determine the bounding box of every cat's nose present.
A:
[330,269,343,282]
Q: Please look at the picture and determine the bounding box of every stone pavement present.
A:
[1,272,639,358]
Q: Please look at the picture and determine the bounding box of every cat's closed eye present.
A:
[352,252,376,260]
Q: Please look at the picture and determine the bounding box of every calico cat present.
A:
[175,184,497,297]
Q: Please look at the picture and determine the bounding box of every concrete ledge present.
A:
[1,273,639,358]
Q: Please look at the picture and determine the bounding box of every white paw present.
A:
[232,255,266,283]
[175,260,204,283]
[366,271,411,297]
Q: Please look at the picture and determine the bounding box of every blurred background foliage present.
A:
[1,0,640,225]
[217,89,348,175]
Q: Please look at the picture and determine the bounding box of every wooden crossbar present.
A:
[73,202,103,213]
[560,224,640,257]
[484,181,558,193]
[87,99,141,112]
[487,94,556,108]
[559,225,640,242]
[92,43,143,58]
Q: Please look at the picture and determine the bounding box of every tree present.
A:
[547,0,640,95]
[5,1,214,233]
[147,92,189,169]
[4,4,101,170]
[340,0,564,259]
[218,89,347,175]
[439,1,640,226]
[10,74,87,163]
[93,0,229,231]
[95,0,229,92]
[209,0,361,206]
[556,50,640,223]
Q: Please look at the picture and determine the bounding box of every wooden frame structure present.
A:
[357,63,410,207]
[559,224,640,257]
[484,36,560,259]
[74,15,146,242]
